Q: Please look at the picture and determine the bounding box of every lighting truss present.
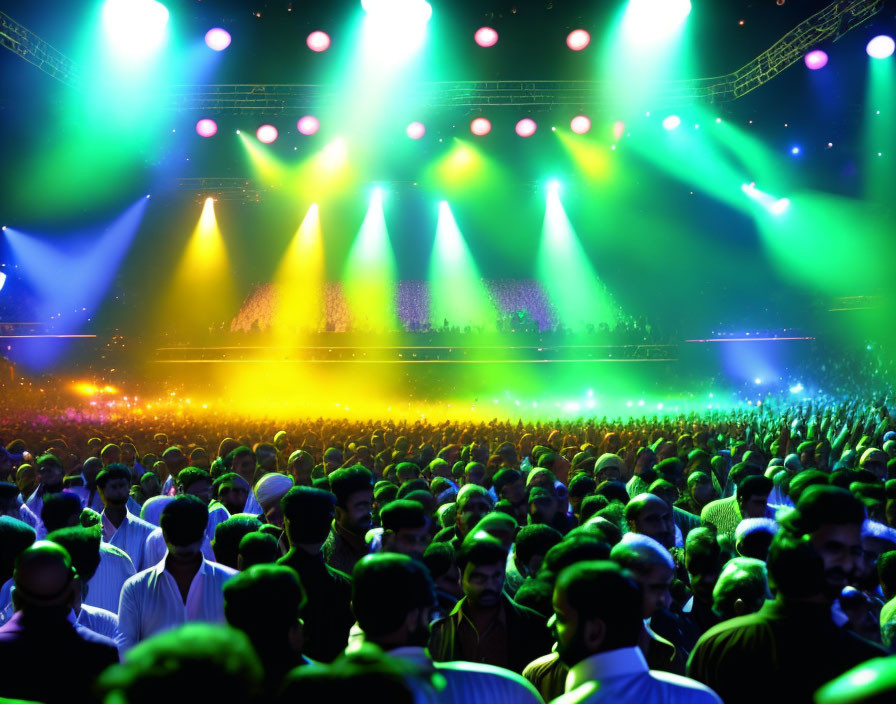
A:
[0,11,81,89]
[176,178,262,203]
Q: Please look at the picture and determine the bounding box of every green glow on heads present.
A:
[537,189,620,329]
[342,189,398,330]
[428,201,497,330]
[273,204,325,338]
[864,56,894,203]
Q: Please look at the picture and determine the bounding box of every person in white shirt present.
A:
[96,465,156,571]
[176,468,230,542]
[118,495,236,650]
[85,543,136,614]
[549,561,721,704]
[350,553,544,703]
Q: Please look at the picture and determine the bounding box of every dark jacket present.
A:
[0,610,119,703]
[278,548,353,663]
[429,593,552,674]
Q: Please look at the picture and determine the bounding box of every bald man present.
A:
[0,542,118,703]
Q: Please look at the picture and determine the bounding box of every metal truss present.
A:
[0,11,81,89]
[1,0,884,109]
[176,178,262,203]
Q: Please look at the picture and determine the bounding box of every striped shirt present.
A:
[85,543,136,613]
[102,510,157,571]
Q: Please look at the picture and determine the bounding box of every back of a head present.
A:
[712,557,769,620]
[0,515,36,583]
[160,495,209,548]
[569,474,597,500]
[351,554,435,638]
[610,533,674,577]
[787,484,866,535]
[540,535,612,585]
[580,494,610,523]
[41,492,83,534]
[329,466,373,507]
[735,517,779,560]
[380,499,426,532]
[239,531,280,569]
[493,468,522,497]
[878,550,896,600]
[596,480,629,505]
[13,541,76,612]
[516,524,563,567]
[224,564,305,640]
[736,474,773,501]
[557,561,643,652]
[47,526,102,583]
[422,542,456,580]
[787,469,829,505]
[281,486,336,545]
[99,624,263,704]
[685,527,722,573]
[456,482,492,511]
[213,516,263,569]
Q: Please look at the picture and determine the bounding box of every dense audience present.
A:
[3,397,896,701]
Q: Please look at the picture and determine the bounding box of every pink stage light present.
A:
[307,31,331,52]
[256,124,278,144]
[613,121,626,140]
[515,118,537,137]
[474,27,499,48]
[570,115,591,134]
[297,116,320,135]
[196,118,218,137]
[205,28,231,51]
[566,29,590,51]
[804,50,828,70]
[470,117,491,136]
[406,121,426,139]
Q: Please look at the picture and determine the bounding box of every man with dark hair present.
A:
[700,474,773,540]
[680,528,723,647]
[675,471,718,517]
[493,468,526,524]
[224,564,309,687]
[688,486,885,703]
[0,542,119,703]
[24,453,68,520]
[351,553,543,702]
[423,542,463,619]
[212,515,263,569]
[551,561,720,703]
[118,495,236,650]
[506,524,562,597]
[323,465,373,575]
[0,515,36,625]
[429,532,551,673]
[97,464,156,571]
[178,467,229,541]
[47,526,122,645]
[434,484,494,549]
[278,486,353,662]
[238,531,280,570]
[625,493,676,550]
[380,499,430,561]
[211,472,250,516]
[40,491,83,534]
[226,446,262,514]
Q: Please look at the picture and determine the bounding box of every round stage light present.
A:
[566,29,590,51]
[662,115,681,130]
[804,49,828,70]
[102,0,169,59]
[470,117,492,136]
[613,120,626,140]
[297,115,320,135]
[196,118,218,137]
[515,118,537,137]
[205,27,231,51]
[867,35,895,59]
[570,115,591,134]
[406,121,426,139]
[474,27,499,47]
[307,30,331,52]
[256,124,278,144]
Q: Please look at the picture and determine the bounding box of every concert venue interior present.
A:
[1,0,894,420]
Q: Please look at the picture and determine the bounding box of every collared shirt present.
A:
[85,543,137,613]
[206,503,231,542]
[557,647,721,704]
[143,526,216,567]
[687,598,886,704]
[17,504,45,539]
[323,520,370,576]
[117,556,236,650]
[102,510,157,571]
[72,604,124,648]
[454,598,510,670]
[389,646,544,704]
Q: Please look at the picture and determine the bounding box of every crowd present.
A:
[2,398,896,702]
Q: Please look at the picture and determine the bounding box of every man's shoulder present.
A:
[700,496,734,518]
[100,542,134,562]
[125,512,157,533]
[435,660,543,699]
[552,681,600,704]
[205,559,239,581]
[693,610,768,650]
[648,670,722,702]
[326,563,353,585]
[507,595,547,623]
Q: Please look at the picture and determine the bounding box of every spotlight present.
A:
[613,121,626,139]
[867,35,895,59]
[196,118,218,137]
[474,27,498,48]
[623,0,691,44]
[662,115,681,130]
[570,115,591,134]
[205,27,231,51]
[771,198,790,215]
[515,118,537,138]
[547,179,561,194]
[804,49,828,70]
[790,146,800,155]
[256,124,278,144]
[566,29,590,51]
[790,383,804,394]
[406,121,426,139]
[307,31,331,52]
[470,117,491,136]
[297,116,320,135]
[361,0,432,64]
[102,0,169,59]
